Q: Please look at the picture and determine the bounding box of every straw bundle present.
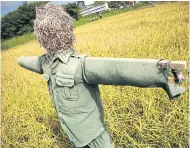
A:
[34,3,75,58]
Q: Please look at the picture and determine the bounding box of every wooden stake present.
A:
[158,60,187,70]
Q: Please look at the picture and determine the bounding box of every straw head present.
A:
[34,3,75,57]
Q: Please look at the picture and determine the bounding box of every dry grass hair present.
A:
[34,3,75,57]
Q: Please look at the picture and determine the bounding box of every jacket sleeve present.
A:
[17,55,43,74]
[82,57,186,99]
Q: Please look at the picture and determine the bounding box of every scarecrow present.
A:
[17,3,186,148]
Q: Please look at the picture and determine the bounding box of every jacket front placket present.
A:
[44,58,60,113]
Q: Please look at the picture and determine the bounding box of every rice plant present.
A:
[1,2,188,148]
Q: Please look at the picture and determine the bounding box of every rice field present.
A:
[1,2,189,148]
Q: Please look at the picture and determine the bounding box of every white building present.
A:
[79,2,110,17]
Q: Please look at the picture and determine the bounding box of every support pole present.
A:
[158,60,187,70]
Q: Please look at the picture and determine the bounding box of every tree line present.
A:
[1,1,80,40]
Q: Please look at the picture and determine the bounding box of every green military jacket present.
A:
[18,50,105,147]
[17,50,185,147]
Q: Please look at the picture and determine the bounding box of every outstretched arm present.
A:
[82,57,186,99]
[17,56,43,74]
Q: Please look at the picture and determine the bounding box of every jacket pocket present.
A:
[58,100,99,126]
[55,73,78,101]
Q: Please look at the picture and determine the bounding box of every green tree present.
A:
[1,1,49,40]
[94,1,105,6]
[64,3,80,20]
[108,1,125,9]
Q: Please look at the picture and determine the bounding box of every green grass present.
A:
[1,33,36,50]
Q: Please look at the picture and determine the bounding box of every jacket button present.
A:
[43,73,49,81]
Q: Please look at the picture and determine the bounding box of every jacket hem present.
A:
[75,127,105,147]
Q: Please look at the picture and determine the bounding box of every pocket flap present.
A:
[56,73,75,87]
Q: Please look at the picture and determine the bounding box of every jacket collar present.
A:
[45,49,76,64]
[57,49,75,64]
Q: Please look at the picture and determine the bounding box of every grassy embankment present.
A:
[2,2,189,148]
